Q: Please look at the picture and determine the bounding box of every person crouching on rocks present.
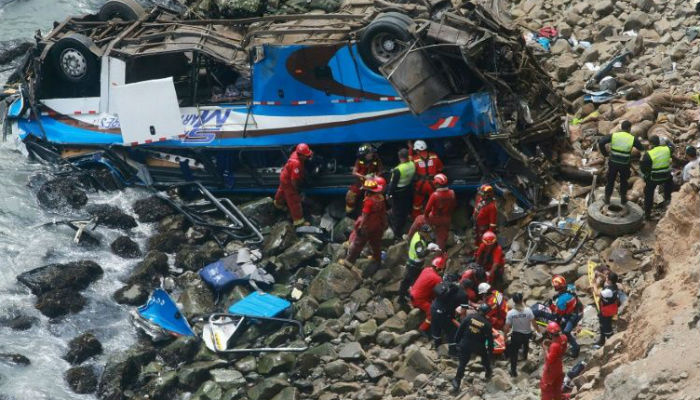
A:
[410,255,446,334]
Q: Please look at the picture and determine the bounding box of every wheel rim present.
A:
[601,203,630,218]
[370,32,404,64]
[60,48,88,80]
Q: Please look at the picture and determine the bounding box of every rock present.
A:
[394,331,420,347]
[552,264,578,282]
[132,196,175,223]
[158,214,189,232]
[177,360,227,390]
[297,343,337,373]
[310,319,340,342]
[110,236,141,259]
[294,296,318,321]
[331,217,354,242]
[403,347,435,374]
[129,250,169,283]
[355,319,377,344]
[160,336,200,367]
[625,10,651,30]
[391,380,412,396]
[379,311,407,333]
[257,353,296,375]
[405,308,424,331]
[86,204,137,229]
[0,314,37,331]
[338,342,365,361]
[64,333,102,365]
[191,380,223,400]
[330,382,361,394]
[317,297,344,318]
[669,42,690,62]
[177,272,216,316]
[0,353,29,366]
[360,387,384,400]
[263,221,297,256]
[147,230,186,253]
[364,364,386,380]
[376,331,394,347]
[555,55,579,82]
[324,359,350,378]
[383,241,407,270]
[175,245,223,272]
[35,289,86,318]
[113,283,149,305]
[271,387,299,400]
[247,376,289,400]
[550,39,571,55]
[17,260,103,296]
[277,239,319,270]
[36,178,87,210]
[0,39,32,65]
[308,263,362,302]
[97,346,156,400]
[210,368,245,390]
[141,369,178,399]
[239,196,277,226]
[488,369,512,391]
[593,0,614,16]
[235,356,257,372]
[523,264,551,286]
[65,365,98,394]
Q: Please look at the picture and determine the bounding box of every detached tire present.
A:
[587,199,644,237]
[358,13,413,72]
[48,34,100,86]
[98,0,146,21]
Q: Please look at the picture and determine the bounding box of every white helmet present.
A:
[413,140,427,151]
[478,282,491,295]
[601,288,614,299]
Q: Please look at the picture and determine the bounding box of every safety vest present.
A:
[648,146,671,181]
[610,131,634,165]
[408,231,427,262]
[395,161,415,188]
[413,152,440,178]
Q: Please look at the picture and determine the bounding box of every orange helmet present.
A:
[296,143,313,157]
[363,177,384,193]
[478,184,494,197]
[546,321,561,334]
[482,231,497,246]
[431,255,447,270]
[552,275,567,290]
[433,173,448,187]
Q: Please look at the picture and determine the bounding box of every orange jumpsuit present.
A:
[475,242,505,284]
[410,267,442,332]
[407,187,455,250]
[346,156,382,212]
[274,151,306,224]
[411,150,443,218]
[346,192,388,263]
[473,198,497,247]
[540,334,568,400]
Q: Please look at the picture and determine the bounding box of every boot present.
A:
[509,369,517,378]
[603,196,610,205]
[484,370,492,381]
[451,378,460,391]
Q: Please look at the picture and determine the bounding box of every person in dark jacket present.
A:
[430,274,463,348]
[598,120,645,204]
[640,135,673,219]
[452,303,493,391]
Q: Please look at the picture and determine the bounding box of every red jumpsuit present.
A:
[410,267,442,331]
[346,156,382,212]
[411,151,443,218]
[484,290,508,330]
[274,151,306,224]
[473,198,497,247]
[540,334,568,400]
[475,242,505,284]
[346,192,388,263]
[406,187,456,250]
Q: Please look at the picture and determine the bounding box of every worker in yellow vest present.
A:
[598,120,645,204]
[640,135,673,220]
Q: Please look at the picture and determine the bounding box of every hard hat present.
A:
[601,288,614,299]
[432,255,447,270]
[296,143,313,157]
[357,143,375,156]
[478,282,491,295]
[478,303,491,315]
[552,275,567,289]
[478,184,494,197]
[362,177,384,193]
[433,173,448,186]
[419,224,432,233]
[546,321,561,334]
[374,176,386,192]
[413,140,427,151]
[482,231,497,246]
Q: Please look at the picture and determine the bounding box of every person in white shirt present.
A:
[503,292,540,377]
[682,146,699,183]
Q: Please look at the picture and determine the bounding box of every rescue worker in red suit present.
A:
[344,176,388,278]
[410,140,444,218]
[478,282,508,330]
[406,173,455,250]
[473,184,498,248]
[460,263,487,287]
[475,231,506,285]
[274,143,313,226]
[540,322,568,400]
[346,143,382,214]
[410,255,446,333]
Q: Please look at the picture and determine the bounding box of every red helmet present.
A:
[478,184,494,197]
[433,173,448,187]
[552,275,567,290]
[431,255,447,270]
[482,231,497,246]
[295,143,313,157]
[363,177,384,193]
[546,321,561,334]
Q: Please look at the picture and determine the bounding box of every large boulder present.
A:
[64,333,103,365]
[175,245,223,272]
[263,222,297,257]
[191,380,223,400]
[247,376,289,400]
[132,196,175,223]
[35,289,87,318]
[97,346,156,400]
[159,336,200,367]
[36,178,87,210]
[176,271,216,316]
[128,251,169,283]
[113,283,149,306]
[276,238,320,270]
[0,313,37,331]
[239,197,278,227]
[65,365,98,394]
[0,39,33,65]
[177,360,227,390]
[147,231,186,253]
[110,236,141,259]
[86,204,137,230]
[0,353,30,366]
[18,260,103,296]
[257,353,296,375]
[308,263,362,302]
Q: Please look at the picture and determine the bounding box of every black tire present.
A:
[587,199,644,237]
[98,0,146,21]
[48,34,100,85]
[358,14,413,72]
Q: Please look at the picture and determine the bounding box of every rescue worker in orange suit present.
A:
[475,231,506,285]
[478,282,508,330]
[406,173,455,250]
[460,262,487,288]
[344,176,388,278]
[274,143,313,226]
[540,322,568,400]
[410,255,446,333]
[410,140,444,218]
[473,184,498,248]
[346,143,382,214]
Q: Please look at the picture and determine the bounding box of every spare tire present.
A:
[358,14,413,73]
[587,199,644,237]
[98,0,146,21]
[48,34,100,85]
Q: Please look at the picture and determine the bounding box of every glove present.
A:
[427,243,440,251]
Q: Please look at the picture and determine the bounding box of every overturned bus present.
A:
[2,0,563,207]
